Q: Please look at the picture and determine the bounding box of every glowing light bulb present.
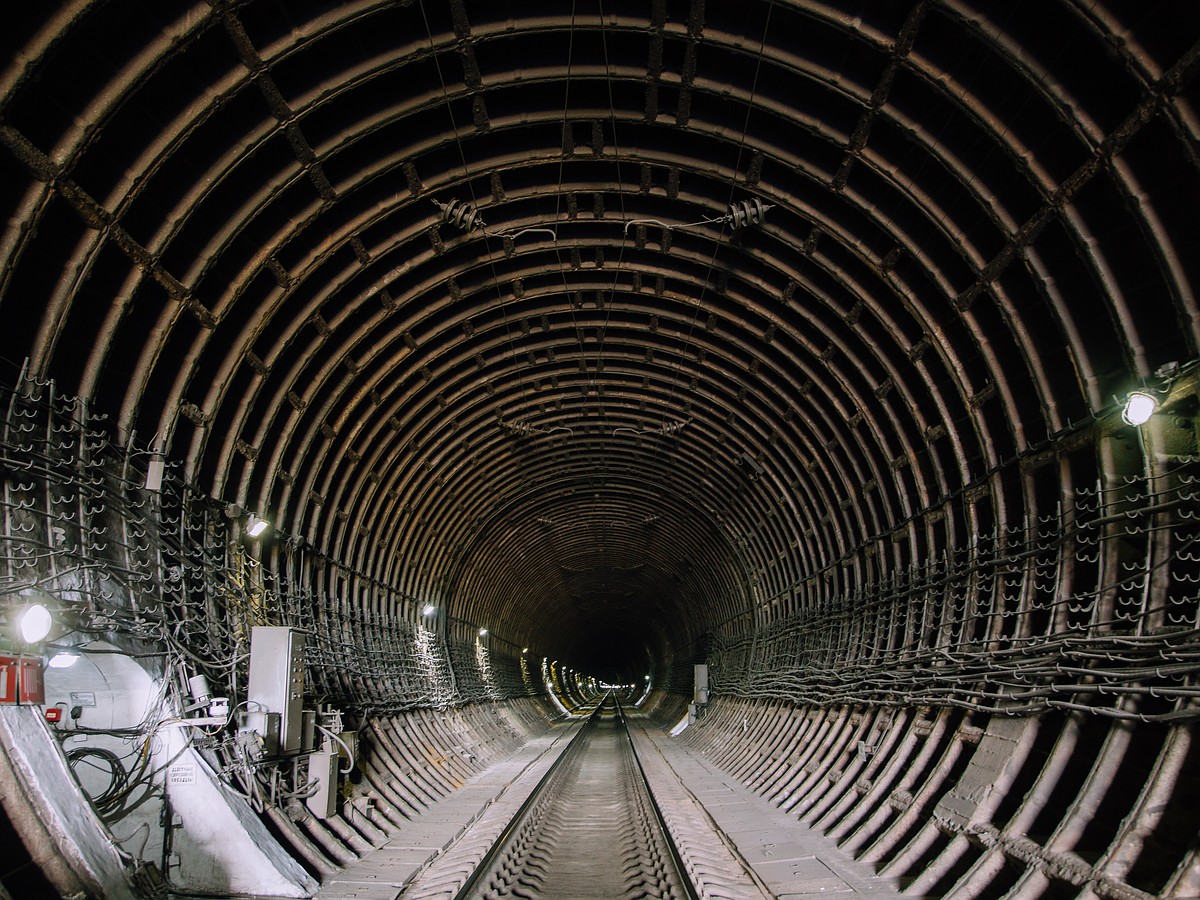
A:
[18,604,52,643]
[1122,391,1158,426]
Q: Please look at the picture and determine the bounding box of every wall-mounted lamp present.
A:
[245,514,269,538]
[47,649,80,669]
[17,603,53,644]
[478,628,488,637]
[1122,391,1159,426]
[521,647,529,654]
[422,604,436,616]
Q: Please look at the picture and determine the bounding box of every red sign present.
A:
[0,656,45,705]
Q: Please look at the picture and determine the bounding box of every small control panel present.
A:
[247,627,305,754]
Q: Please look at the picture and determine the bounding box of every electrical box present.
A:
[238,711,281,756]
[247,627,305,754]
[693,664,708,705]
[0,657,18,704]
[0,656,44,705]
[335,731,357,767]
[305,749,338,819]
[301,710,317,752]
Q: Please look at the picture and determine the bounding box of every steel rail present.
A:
[452,693,699,900]
[613,698,703,900]
[449,702,602,900]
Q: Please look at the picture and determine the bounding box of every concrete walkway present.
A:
[317,713,902,899]
[316,720,584,900]
[629,715,905,899]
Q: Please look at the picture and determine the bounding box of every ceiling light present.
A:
[18,604,53,644]
[48,650,80,668]
[521,647,529,654]
[1122,391,1158,426]
[245,514,269,538]
[422,604,436,616]
[478,628,488,637]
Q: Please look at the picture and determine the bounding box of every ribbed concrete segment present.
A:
[0,4,1198,898]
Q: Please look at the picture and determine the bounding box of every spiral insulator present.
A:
[435,198,484,232]
[727,198,771,228]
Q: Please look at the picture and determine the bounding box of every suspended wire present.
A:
[622,199,775,236]
[432,197,560,243]
[651,2,775,435]
[415,0,535,408]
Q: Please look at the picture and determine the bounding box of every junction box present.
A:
[306,749,339,819]
[693,664,708,705]
[246,627,305,754]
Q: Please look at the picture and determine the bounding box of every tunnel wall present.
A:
[0,6,1198,895]
[706,432,1200,723]
[671,696,1200,898]
[0,373,543,716]
[2,339,1200,898]
[0,373,568,894]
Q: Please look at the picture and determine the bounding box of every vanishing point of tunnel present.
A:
[0,1,1199,898]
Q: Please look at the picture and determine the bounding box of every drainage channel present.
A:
[404,695,698,899]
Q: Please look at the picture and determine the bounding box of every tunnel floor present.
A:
[627,714,904,899]
[316,710,903,899]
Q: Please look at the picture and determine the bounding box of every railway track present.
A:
[402,695,758,899]
[457,698,693,899]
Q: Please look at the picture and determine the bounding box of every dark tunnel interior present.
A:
[0,2,1199,898]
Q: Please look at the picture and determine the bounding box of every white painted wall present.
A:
[33,643,318,897]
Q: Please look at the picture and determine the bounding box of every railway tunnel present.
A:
[0,1,1199,897]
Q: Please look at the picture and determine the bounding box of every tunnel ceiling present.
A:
[0,1,1198,680]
